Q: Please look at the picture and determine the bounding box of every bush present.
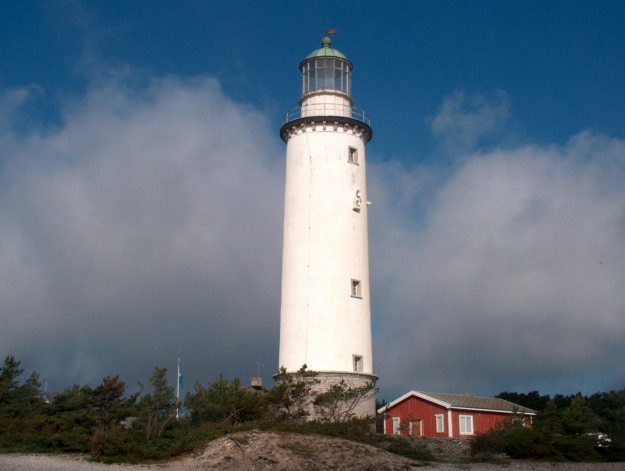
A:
[503,423,552,459]
[276,416,374,441]
[471,422,554,460]
[5,354,624,465]
[92,420,228,463]
[265,366,318,424]
[186,376,267,425]
[379,435,433,461]
[553,434,602,462]
[471,419,607,462]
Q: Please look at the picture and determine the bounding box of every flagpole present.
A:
[176,357,180,419]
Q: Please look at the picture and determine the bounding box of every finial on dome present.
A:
[322,28,337,47]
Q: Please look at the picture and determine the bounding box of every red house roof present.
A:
[378,390,536,415]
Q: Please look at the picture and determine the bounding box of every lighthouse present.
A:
[278,36,376,417]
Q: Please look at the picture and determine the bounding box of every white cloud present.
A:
[370,131,625,398]
[0,76,284,389]
[429,90,511,152]
[2,80,624,402]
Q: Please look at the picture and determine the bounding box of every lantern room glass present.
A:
[301,58,351,96]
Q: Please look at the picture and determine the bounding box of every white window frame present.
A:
[351,279,362,298]
[392,417,401,435]
[459,415,474,435]
[352,354,363,372]
[435,414,445,433]
[348,146,359,165]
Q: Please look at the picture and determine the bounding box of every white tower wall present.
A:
[279,124,372,374]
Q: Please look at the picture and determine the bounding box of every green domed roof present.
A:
[305,36,348,61]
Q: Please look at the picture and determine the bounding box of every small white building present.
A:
[278,36,376,417]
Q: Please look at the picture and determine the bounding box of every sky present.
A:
[1,1,624,402]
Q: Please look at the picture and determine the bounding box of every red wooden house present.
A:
[378,391,535,439]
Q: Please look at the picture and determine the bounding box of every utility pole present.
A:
[176,357,181,419]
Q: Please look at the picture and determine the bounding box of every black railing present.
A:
[283,104,371,126]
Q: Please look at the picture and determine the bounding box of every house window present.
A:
[435,414,445,433]
[348,146,358,165]
[353,355,363,372]
[459,415,474,435]
[351,279,362,298]
[392,417,401,435]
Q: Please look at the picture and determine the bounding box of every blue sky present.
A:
[4,1,624,156]
[1,1,624,401]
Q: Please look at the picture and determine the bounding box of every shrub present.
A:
[379,435,433,461]
[136,367,177,442]
[265,366,318,424]
[553,434,602,462]
[185,376,266,425]
[470,422,554,460]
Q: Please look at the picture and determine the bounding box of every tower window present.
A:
[351,279,362,298]
[353,355,363,372]
[348,147,358,165]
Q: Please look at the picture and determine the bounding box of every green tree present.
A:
[138,367,177,442]
[561,395,592,436]
[0,356,23,392]
[44,384,95,453]
[536,399,562,435]
[185,376,266,425]
[265,365,318,424]
[497,390,550,412]
[0,355,43,417]
[0,356,45,449]
[89,375,137,456]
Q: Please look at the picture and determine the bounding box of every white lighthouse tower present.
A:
[278,36,376,417]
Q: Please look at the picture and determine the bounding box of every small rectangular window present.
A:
[435,414,445,433]
[459,415,474,435]
[353,355,363,372]
[351,279,361,298]
[392,417,401,435]
[348,147,358,165]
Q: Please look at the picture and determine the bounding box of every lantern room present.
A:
[300,37,352,98]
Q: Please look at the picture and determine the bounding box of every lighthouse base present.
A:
[311,372,378,420]
[275,370,378,422]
